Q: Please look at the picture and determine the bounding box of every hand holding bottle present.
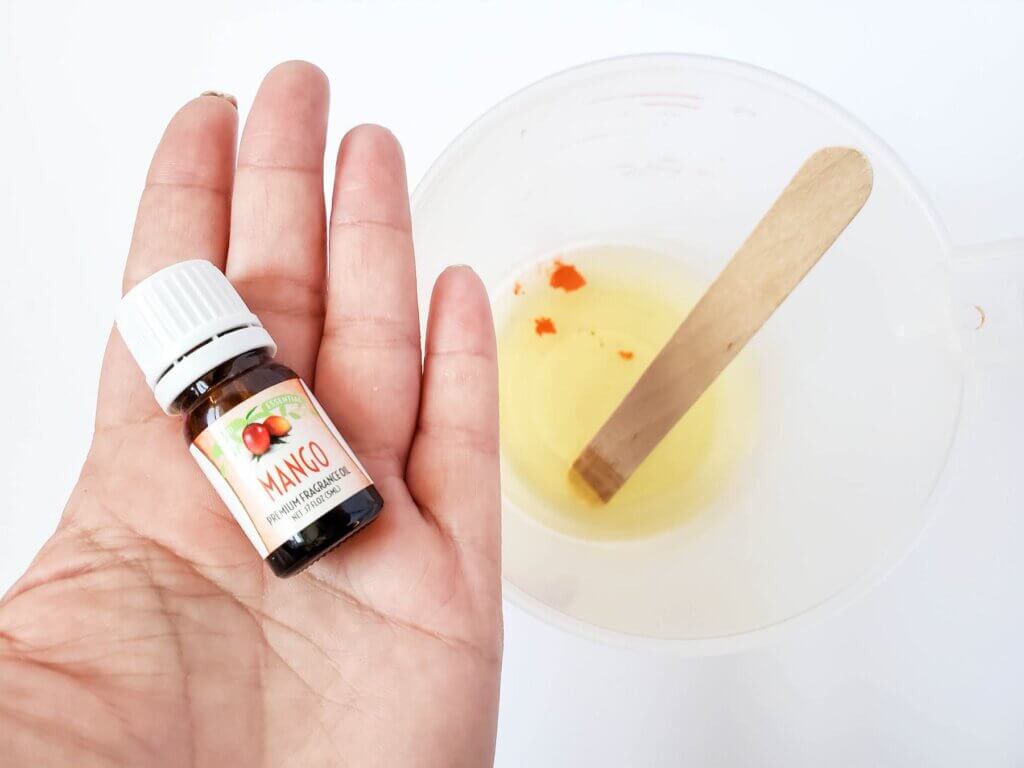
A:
[0,62,501,766]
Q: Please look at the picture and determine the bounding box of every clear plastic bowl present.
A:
[411,54,963,654]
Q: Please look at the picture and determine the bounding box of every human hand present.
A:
[0,62,501,767]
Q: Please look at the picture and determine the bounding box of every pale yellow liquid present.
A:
[498,245,757,541]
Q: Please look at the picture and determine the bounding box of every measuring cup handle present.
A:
[952,239,1024,364]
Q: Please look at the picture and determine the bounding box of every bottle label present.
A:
[189,378,372,557]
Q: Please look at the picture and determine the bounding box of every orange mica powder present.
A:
[618,350,634,360]
[549,260,586,292]
[534,317,557,336]
[513,282,524,296]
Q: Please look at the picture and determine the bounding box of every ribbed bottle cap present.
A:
[116,260,276,414]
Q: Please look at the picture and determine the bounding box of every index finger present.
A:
[314,125,421,478]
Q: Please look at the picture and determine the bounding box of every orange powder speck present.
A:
[549,260,586,292]
[618,350,634,360]
[513,281,524,296]
[534,317,557,336]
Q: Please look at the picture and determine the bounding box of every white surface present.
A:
[0,1,1021,765]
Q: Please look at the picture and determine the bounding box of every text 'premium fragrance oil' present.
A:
[116,260,383,577]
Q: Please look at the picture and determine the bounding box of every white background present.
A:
[1,1,1022,765]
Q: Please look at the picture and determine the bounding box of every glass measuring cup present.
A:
[411,54,1017,653]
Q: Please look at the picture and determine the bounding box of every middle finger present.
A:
[225,60,330,381]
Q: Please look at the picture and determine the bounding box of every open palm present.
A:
[0,62,501,767]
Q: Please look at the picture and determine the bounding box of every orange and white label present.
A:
[190,378,371,557]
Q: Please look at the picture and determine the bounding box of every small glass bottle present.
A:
[116,260,383,577]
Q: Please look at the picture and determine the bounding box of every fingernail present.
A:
[200,90,238,108]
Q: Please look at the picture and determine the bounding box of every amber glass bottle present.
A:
[175,349,383,576]
[116,261,383,577]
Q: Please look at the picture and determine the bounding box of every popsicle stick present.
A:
[572,147,873,502]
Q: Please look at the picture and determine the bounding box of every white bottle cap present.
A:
[116,260,277,414]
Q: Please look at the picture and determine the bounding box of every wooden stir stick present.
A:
[571,147,874,502]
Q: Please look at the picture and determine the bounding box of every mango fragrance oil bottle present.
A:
[116,260,383,577]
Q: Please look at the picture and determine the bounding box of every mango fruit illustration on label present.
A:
[220,393,305,460]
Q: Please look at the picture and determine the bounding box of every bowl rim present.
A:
[410,52,964,656]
